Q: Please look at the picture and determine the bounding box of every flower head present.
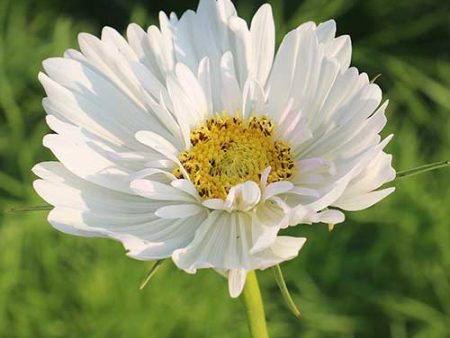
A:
[33,0,395,297]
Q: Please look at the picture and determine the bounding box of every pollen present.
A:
[173,113,295,200]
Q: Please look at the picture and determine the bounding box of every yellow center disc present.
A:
[173,113,295,200]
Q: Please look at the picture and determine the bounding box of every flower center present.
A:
[173,113,295,200]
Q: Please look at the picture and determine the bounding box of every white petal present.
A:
[173,210,307,275]
[172,210,225,272]
[155,204,204,219]
[333,139,396,210]
[266,29,301,117]
[171,179,200,200]
[197,57,214,114]
[127,23,166,81]
[324,35,351,71]
[135,130,179,158]
[263,181,294,200]
[171,10,198,71]
[158,11,177,71]
[249,4,275,85]
[242,79,266,118]
[130,179,195,202]
[42,133,133,193]
[260,166,271,186]
[146,24,174,76]
[220,51,242,113]
[263,236,307,265]
[228,16,251,86]
[334,187,395,211]
[135,130,189,179]
[250,201,289,254]
[140,91,184,148]
[101,26,137,61]
[127,213,207,260]
[288,187,320,197]
[77,32,143,102]
[316,20,336,43]
[39,73,127,147]
[166,74,202,145]
[175,63,208,119]
[33,161,207,260]
[201,181,262,212]
[226,181,261,211]
[128,167,176,182]
[129,61,167,101]
[33,161,152,214]
[228,269,248,298]
[202,198,227,210]
[316,209,345,224]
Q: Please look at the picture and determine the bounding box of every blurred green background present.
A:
[0,0,449,337]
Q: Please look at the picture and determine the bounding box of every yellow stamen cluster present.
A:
[173,113,295,200]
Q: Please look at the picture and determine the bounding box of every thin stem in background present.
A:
[7,205,52,213]
[139,260,165,290]
[272,265,302,320]
[242,271,269,338]
[395,160,449,180]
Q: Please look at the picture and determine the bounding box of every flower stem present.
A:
[395,160,449,179]
[242,270,269,338]
[272,265,302,320]
[7,205,52,213]
[139,260,164,290]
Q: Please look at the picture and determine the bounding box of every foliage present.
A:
[0,0,449,337]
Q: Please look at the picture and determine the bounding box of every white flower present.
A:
[33,0,395,297]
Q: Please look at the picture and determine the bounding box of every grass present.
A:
[0,0,449,337]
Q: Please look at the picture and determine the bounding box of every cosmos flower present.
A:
[33,0,395,297]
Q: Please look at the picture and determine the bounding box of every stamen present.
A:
[173,113,295,200]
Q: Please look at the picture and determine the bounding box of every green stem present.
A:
[139,260,164,290]
[7,205,52,213]
[242,270,269,338]
[272,265,302,319]
[396,160,449,180]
